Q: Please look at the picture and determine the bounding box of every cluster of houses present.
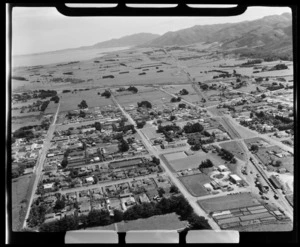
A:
[61,105,123,125]
[38,175,174,224]
[12,135,46,177]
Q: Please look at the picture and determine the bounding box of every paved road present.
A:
[23,102,61,228]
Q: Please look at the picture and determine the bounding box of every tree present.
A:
[113,209,124,222]
[273,160,282,167]
[119,138,129,152]
[54,198,65,211]
[179,89,189,95]
[127,86,138,93]
[101,90,111,98]
[158,187,165,197]
[152,156,160,165]
[278,104,283,110]
[199,159,214,170]
[178,103,186,109]
[169,115,176,121]
[78,100,88,109]
[137,101,152,109]
[250,144,259,153]
[187,213,211,230]
[261,93,266,99]
[94,122,102,131]
[183,122,204,133]
[79,110,86,118]
[136,120,146,129]
[61,157,68,168]
[191,143,201,151]
[169,185,179,194]
[250,112,254,118]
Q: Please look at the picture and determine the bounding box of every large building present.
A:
[229,174,242,184]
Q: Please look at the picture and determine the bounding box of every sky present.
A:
[12,6,291,56]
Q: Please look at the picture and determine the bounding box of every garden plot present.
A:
[197,192,261,213]
[179,173,211,197]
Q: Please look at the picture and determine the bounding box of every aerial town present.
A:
[10,11,294,233]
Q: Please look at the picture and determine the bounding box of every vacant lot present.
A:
[219,141,247,161]
[244,137,271,149]
[12,116,42,132]
[12,174,32,231]
[179,173,211,197]
[141,127,163,140]
[197,193,261,213]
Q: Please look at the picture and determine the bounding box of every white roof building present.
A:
[218,165,228,172]
[85,177,94,183]
[43,183,54,190]
[229,174,242,182]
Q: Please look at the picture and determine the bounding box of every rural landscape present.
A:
[10,11,294,233]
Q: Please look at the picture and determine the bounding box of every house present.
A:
[43,183,55,192]
[85,177,94,183]
[217,165,228,172]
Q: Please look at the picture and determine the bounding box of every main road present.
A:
[23,102,61,228]
[110,93,220,230]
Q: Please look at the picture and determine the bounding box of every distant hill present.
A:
[142,13,292,58]
[19,33,160,56]
[80,32,160,49]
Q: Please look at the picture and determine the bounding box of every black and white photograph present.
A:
[6,3,296,243]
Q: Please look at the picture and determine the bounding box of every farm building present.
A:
[218,165,228,172]
[85,177,94,183]
[229,174,242,184]
[210,180,221,190]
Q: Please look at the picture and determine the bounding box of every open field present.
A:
[12,174,33,231]
[164,151,224,172]
[197,193,261,213]
[12,116,43,132]
[59,90,115,113]
[179,173,211,197]
[141,127,163,140]
[219,141,247,161]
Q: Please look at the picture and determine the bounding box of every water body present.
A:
[12,46,131,67]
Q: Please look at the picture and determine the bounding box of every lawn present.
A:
[179,173,211,197]
[86,213,188,232]
[197,192,261,213]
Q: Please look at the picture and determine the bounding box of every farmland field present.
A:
[197,193,261,213]
[179,173,211,197]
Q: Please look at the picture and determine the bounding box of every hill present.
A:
[143,13,292,59]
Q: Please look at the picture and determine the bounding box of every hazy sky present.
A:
[12,6,291,55]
